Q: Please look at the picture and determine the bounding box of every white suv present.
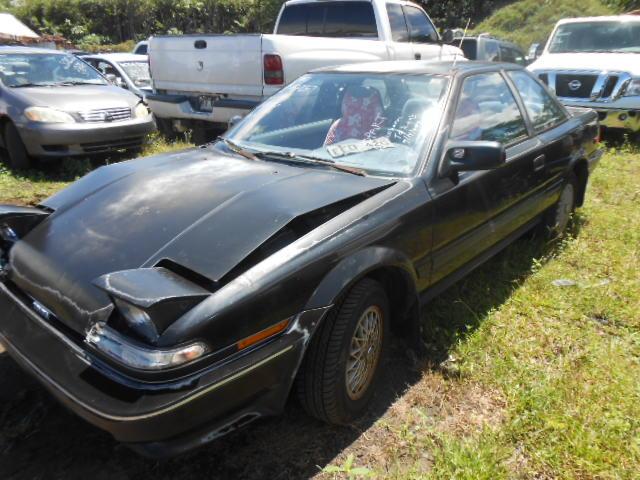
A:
[528,15,640,133]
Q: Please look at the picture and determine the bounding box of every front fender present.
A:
[304,245,418,311]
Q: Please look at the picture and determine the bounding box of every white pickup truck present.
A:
[147,0,462,133]
[528,15,640,133]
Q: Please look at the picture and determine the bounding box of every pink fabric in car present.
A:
[324,86,384,145]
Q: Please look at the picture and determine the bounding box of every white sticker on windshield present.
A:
[326,137,394,158]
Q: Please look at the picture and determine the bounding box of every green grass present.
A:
[473,0,616,49]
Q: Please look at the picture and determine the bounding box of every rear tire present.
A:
[296,277,389,425]
[541,173,578,237]
[4,123,32,170]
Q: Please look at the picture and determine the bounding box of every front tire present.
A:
[542,173,578,237]
[296,277,389,425]
[4,123,33,170]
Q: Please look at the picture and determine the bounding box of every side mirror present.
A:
[441,29,455,44]
[105,74,124,88]
[227,115,244,130]
[440,141,506,177]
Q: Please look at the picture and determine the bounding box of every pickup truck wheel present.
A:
[296,277,389,425]
[543,173,578,237]
[4,123,33,170]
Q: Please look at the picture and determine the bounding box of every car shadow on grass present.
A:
[0,220,583,480]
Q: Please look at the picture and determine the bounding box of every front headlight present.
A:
[624,79,640,97]
[24,107,75,123]
[134,102,150,118]
[86,323,208,371]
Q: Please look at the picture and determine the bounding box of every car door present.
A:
[401,4,440,60]
[426,71,542,286]
[384,3,415,60]
[506,70,574,206]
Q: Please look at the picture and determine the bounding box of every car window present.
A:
[460,39,478,60]
[451,72,528,145]
[507,70,567,132]
[0,53,106,87]
[229,73,450,177]
[277,1,378,38]
[97,61,118,77]
[386,3,409,42]
[402,6,438,43]
[484,40,500,61]
[499,45,516,63]
[134,44,148,55]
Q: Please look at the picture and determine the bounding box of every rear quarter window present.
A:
[278,1,378,38]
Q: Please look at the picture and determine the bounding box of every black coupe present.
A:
[0,61,601,457]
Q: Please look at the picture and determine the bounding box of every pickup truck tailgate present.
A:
[150,35,264,96]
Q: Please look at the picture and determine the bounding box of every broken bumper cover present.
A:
[0,281,325,457]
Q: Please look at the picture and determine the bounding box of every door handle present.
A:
[533,154,546,172]
[414,53,421,60]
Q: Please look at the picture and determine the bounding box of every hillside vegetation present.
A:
[474,0,617,49]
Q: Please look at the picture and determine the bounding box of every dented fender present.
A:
[304,245,418,311]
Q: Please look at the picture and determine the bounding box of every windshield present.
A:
[548,21,640,54]
[0,53,107,88]
[226,73,449,177]
[120,61,151,87]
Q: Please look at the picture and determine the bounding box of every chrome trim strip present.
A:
[1,330,293,422]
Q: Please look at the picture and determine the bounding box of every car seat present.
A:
[324,85,384,145]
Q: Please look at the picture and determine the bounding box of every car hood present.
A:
[11,84,140,111]
[8,148,393,334]
[529,53,640,76]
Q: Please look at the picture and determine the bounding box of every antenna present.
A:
[452,18,471,69]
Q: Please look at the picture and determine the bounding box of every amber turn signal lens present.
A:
[237,319,290,351]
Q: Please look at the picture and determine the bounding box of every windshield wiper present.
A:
[218,137,259,161]
[254,150,366,177]
[9,82,56,88]
[56,81,105,86]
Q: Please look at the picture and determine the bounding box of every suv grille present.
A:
[78,107,131,123]
[537,71,632,102]
[555,74,598,98]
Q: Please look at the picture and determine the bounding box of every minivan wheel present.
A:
[4,123,33,170]
[296,277,389,425]
[543,173,578,237]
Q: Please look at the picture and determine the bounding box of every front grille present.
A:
[602,76,619,98]
[556,74,598,98]
[78,107,132,123]
[81,137,143,153]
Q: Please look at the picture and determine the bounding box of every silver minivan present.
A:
[0,46,156,169]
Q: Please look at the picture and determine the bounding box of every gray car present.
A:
[0,46,156,169]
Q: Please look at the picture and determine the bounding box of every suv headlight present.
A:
[624,79,640,97]
[134,102,150,118]
[24,107,75,123]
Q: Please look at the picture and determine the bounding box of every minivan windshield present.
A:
[548,21,640,54]
[0,53,107,88]
[226,72,449,177]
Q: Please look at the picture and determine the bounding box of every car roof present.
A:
[557,15,640,25]
[0,45,67,55]
[83,53,148,62]
[313,60,523,76]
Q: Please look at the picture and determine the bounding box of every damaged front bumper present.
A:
[0,280,327,457]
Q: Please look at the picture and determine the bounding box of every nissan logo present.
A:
[568,79,582,91]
